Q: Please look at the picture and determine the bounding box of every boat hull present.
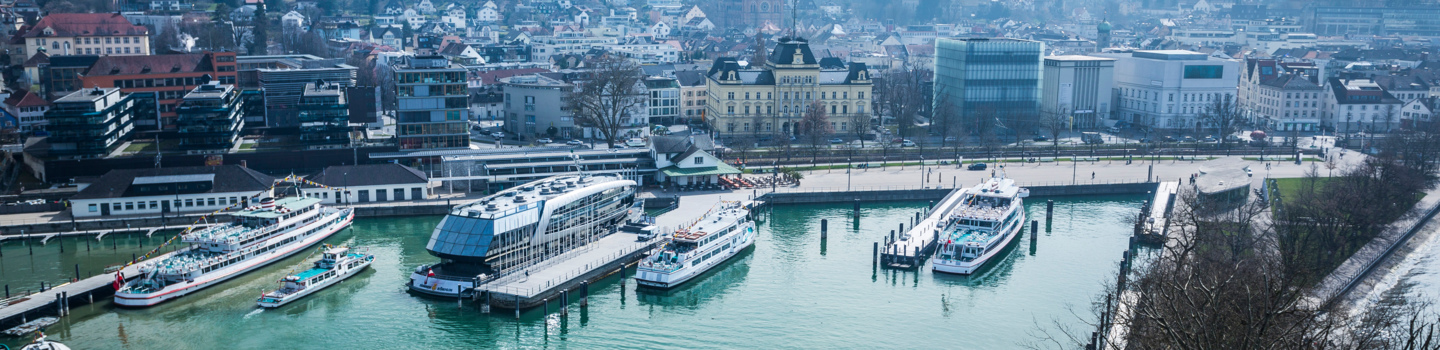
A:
[932,212,1024,275]
[635,222,756,289]
[114,210,354,307]
[407,272,476,298]
[257,257,372,308]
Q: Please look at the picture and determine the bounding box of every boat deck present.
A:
[0,252,168,328]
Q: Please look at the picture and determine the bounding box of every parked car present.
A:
[901,139,916,147]
[566,139,585,146]
[829,138,845,144]
[536,138,553,144]
[1034,135,1050,142]
[1107,126,1122,133]
[625,138,646,147]
[1161,136,1178,142]
[944,136,959,143]
[490,132,505,139]
[1182,136,1196,142]
[967,163,988,171]
[1202,135,1217,143]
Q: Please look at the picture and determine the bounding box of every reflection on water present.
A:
[636,248,754,308]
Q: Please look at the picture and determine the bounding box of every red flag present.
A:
[427,269,435,277]
[112,272,124,290]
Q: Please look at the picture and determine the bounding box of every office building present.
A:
[934,38,1043,134]
[1100,50,1239,132]
[1041,56,1115,129]
[237,55,358,127]
[1309,7,1440,37]
[394,55,470,150]
[298,82,352,148]
[79,51,239,130]
[1324,78,1404,133]
[645,76,681,125]
[501,74,574,140]
[174,82,246,152]
[44,87,136,159]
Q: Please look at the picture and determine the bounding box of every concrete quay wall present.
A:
[760,182,1160,204]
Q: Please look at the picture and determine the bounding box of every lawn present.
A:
[1269,177,1332,205]
[124,142,154,153]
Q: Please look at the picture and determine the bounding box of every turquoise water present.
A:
[3,196,1141,348]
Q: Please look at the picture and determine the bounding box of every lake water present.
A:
[2,195,1142,348]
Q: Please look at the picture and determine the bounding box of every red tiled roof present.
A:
[23,13,148,38]
[6,90,51,107]
[85,53,213,76]
[475,68,550,85]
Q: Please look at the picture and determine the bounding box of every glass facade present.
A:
[298,83,351,147]
[175,84,246,151]
[934,38,1043,134]
[394,56,470,150]
[45,88,138,159]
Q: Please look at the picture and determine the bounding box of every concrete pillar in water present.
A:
[853,200,860,219]
[872,242,878,264]
[820,219,828,240]
[899,223,905,235]
[543,298,548,315]
[4,284,8,298]
[890,230,896,244]
[1046,200,1054,221]
[62,292,68,315]
[1031,220,1039,242]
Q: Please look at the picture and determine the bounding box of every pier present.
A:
[879,188,966,269]
[0,253,165,329]
[477,231,657,310]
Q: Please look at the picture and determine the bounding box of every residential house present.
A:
[23,13,150,58]
[69,165,275,218]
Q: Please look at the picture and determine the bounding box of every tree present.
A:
[1200,93,1244,147]
[849,102,872,148]
[799,100,834,163]
[875,65,929,139]
[568,55,646,148]
[248,1,271,55]
[932,87,962,148]
[1039,107,1070,157]
[750,34,767,68]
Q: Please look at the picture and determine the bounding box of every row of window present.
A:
[725,103,864,115]
[87,196,242,213]
[77,47,141,55]
[726,121,852,132]
[726,91,865,100]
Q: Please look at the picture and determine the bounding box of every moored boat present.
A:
[258,245,374,308]
[931,176,1028,275]
[115,197,354,307]
[635,201,757,289]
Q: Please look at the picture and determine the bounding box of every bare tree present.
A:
[1039,107,1070,157]
[974,105,1002,160]
[1200,94,1244,147]
[799,100,834,163]
[875,65,930,139]
[569,55,646,148]
[849,104,872,148]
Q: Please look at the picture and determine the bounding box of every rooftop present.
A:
[450,173,630,220]
[54,87,118,104]
[307,164,428,187]
[73,165,276,200]
[23,13,148,38]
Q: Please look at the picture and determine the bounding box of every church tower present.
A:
[1097,20,1112,51]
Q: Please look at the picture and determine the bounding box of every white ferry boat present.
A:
[635,201,757,289]
[409,173,641,298]
[115,197,354,307]
[257,245,374,308]
[932,177,1028,275]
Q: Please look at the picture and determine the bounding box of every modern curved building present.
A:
[408,173,639,297]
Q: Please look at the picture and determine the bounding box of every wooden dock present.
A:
[880,187,967,269]
[0,252,167,328]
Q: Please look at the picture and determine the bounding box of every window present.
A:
[150,201,158,208]
[728,92,734,100]
[727,123,735,132]
[208,198,217,206]
[727,106,734,114]
[694,156,703,164]
[743,122,750,131]
[88,204,97,212]
[185,199,194,207]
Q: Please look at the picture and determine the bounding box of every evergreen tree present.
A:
[249,1,270,55]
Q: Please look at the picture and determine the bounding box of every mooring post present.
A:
[899,223,905,235]
[62,291,69,315]
[853,199,860,219]
[543,298,548,315]
[1031,220,1038,243]
[515,294,520,319]
[86,239,90,251]
[75,264,80,281]
[1046,200,1054,221]
[3,284,7,298]
[820,219,828,240]
[890,230,896,244]
[59,237,64,252]
[872,242,878,264]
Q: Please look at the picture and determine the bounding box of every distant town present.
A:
[1,0,1440,348]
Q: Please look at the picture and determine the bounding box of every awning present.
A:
[659,163,742,177]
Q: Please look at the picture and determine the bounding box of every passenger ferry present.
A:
[408,173,640,298]
[932,176,1028,275]
[115,197,354,307]
[635,201,757,289]
[257,245,374,308]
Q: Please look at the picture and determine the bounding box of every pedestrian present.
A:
[1091,172,1095,179]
